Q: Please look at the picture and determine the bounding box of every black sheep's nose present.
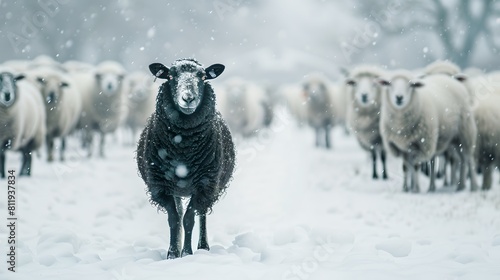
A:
[182,95,195,104]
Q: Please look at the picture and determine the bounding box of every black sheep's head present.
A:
[0,72,23,108]
[149,58,224,115]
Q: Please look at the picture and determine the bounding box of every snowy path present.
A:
[1,114,500,280]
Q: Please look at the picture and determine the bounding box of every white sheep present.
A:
[217,77,272,137]
[300,73,335,148]
[345,65,388,179]
[280,83,308,126]
[25,66,82,161]
[473,92,500,190]
[0,67,46,177]
[63,60,94,73]
[75,60,128,157]
[423,60,461,77]
[122,71,157,144]
[379,70,479,192]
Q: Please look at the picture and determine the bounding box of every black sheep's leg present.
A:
[325,125,331,149]
[60,137,66,161]
[164,195,182,259]
[181,199,195,256]
[47,135,54,162]
[371,149,378,179]
[198,214,209,251]
[0,150,5,179]
[381,148,388,180]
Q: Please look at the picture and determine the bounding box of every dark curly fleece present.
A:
[136,60,235,215]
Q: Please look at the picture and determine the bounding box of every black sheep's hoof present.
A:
[181,247,193,257]
[167,248,181,259]
[198,243,210,251]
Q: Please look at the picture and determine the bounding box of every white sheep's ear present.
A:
[378,79,391,86]
[205,64,225,80]
[149,63,169,81]
[15,74,25,81]
[60,82,69,88]
[409,80,424,88]
[453,73,467,82]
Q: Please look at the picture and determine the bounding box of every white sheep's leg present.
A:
[198,214,210,251]
[164,195,182,259]
[20,149,33,176]
[99,132,106,158]
[315,127,321,147]
[325,126,331,149]
[381,148,388,180]
[482,164,493,191]
[468,158,479,192]
[456,153,467,191]
[371,149,379,179]
[0,150,5,178]
[443,158,449,186]
[449,149,461,187]
[428,157,436,192]
[46,135,55,162]
[402,161,409,192]
[60,137,66,161]
[182,199,195,256]
[410,163,420,193]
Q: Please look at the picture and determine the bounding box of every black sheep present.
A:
[136,58,235,259]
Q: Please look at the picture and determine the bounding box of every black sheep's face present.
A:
[0,72,22,108]
[149,59,225,115]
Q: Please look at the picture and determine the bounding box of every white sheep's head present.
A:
[35,74,69,107]
[346,74,381,107]
[128,77,152,102]
[379,76,423,110]
[0,72,23,108]
[302,80,328,105]
[149,58,224,115]
[96,72,125,97]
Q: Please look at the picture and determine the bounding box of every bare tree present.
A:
[357,0,500,68]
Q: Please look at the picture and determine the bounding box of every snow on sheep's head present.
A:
[346,74,381,107]
[0,72,23,108]
[149,58,224,115]
[35,74,69,107]
[96,71,125,97]
[379,76,423,109]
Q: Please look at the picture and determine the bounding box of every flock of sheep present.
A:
[283,60,500,193]
[0,55,157,178]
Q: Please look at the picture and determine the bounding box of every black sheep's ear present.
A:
[205,64,225,79]
[14,74,25,81]
[409,80,424,88]
[149,63,169,81]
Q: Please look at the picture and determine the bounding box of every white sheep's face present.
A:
[0,72,21,108]
[149,59,225,115]
[347,75,379,107]
[128,79,151,102]
[303,81,328,105]
[96,73,124,97]
[36,75,69,106]
[381,77,424,110]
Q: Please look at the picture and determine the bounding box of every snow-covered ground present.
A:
[1,109,500,280]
